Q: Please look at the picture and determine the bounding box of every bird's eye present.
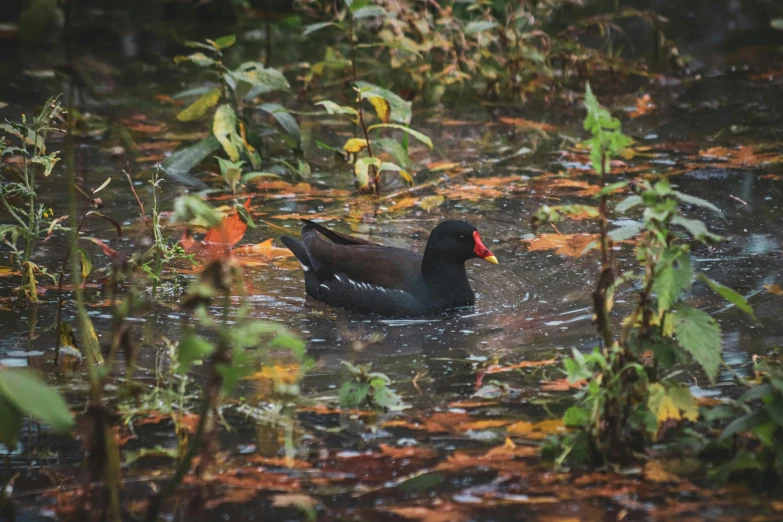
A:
[460,235,466,239]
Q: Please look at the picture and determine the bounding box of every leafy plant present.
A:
[0,96,64,301]
[535,84,755,466]
[338,361,407,411]
[162,35,293,199]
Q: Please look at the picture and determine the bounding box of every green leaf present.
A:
[176,334,215,374]
[673,190,724,216]
[654,248,693,311]
[563,406,589,428]
[0,394,23,447]
[720,409,768,441]
[616,195,643,213]
[367,123,432,149]
[352,5,386,18]
[316,100,359,117]
[597,181,629,196]
[379,162,412,185]
[673,304,722,383]
[176,88,221,122]
[354,157,381,188]
[303,22,337,37]
[173,194,222,228]
[213,104,240,161]
[671,216,724,243]
[345,0,370,12]
[464,20,498,36]
[174,52,216,67]
[213,35,236,49]
[260,103,300,141]
[0,369,73,433]
[608,221,643,241]
[215,156,243,191]
[217,347,255,394]
[77,247,92,281]
[375,137,411,168]
[355,81,412,124]
[230,62,290,96]
[339,381,370,409]
[236,202,256,228]
[698,273,756,321]
[161,136,221,186]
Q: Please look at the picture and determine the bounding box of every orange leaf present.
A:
[203,198,251,257]
[498,117,557,132]
[523,233,599,257]
[765,284,783,296]
[506,419,566,440]
[484,358,558,374]
[540,378,587,392]
[629,94,656,118]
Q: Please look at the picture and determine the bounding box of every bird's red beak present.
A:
[473,231,498,265]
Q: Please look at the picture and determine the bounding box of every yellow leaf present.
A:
[368,96,391,123]
[417,195,444,212]
[647,383,698,438]
[765,284,783,296]
[506,419,565,440]
[213,104,240,161]
[176,88,221,121]
[354,157,381,188]
[247,363,301,384]
[343,138,369,153]
[397,169,413,185]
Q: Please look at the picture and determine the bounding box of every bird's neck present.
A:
[421,252,471,293]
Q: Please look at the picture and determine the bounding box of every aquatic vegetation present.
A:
[0,96,64,301]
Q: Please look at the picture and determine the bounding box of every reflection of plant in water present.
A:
[0,96,64,301]
[533,84,755,466]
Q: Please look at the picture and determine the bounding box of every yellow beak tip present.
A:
[484,255,499,265]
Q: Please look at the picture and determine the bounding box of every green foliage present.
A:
[0,96,65,301]
[169,35,296,190]
[0,368,73,447]
[534,85,756,467]
[338,361,407,412]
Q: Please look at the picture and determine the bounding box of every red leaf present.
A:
[203,198,251,258]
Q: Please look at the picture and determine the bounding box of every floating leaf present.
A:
[177,88,221,122]
[523,233,599,257]
[673,304,722,382]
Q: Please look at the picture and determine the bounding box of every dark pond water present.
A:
[1,5,783,521]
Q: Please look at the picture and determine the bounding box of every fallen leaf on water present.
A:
[506,419,566,440]
[153,94,184,106]
[447,399,499,409]
[425,161,460,171]
[417,195,444,211]
[523,233,599,257]
[764,284,783,295]
[122,116,167,134]
[629,94,656,118]
[271,493,317,509]
[0,266,20,277]
[498,117,558,132]
[271,213,338,221]
[247,362,300,384]
[761,173,783,180]
[387,504,468,522]
[135,154,163,163]
[540,378,587,391]
[203,198,251,257]
[699,145,780,167]
[383,411,509,434]
[644,460,681,483]
[484,358,557,374]
[233,238,292,258]
[379,444,438,460]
